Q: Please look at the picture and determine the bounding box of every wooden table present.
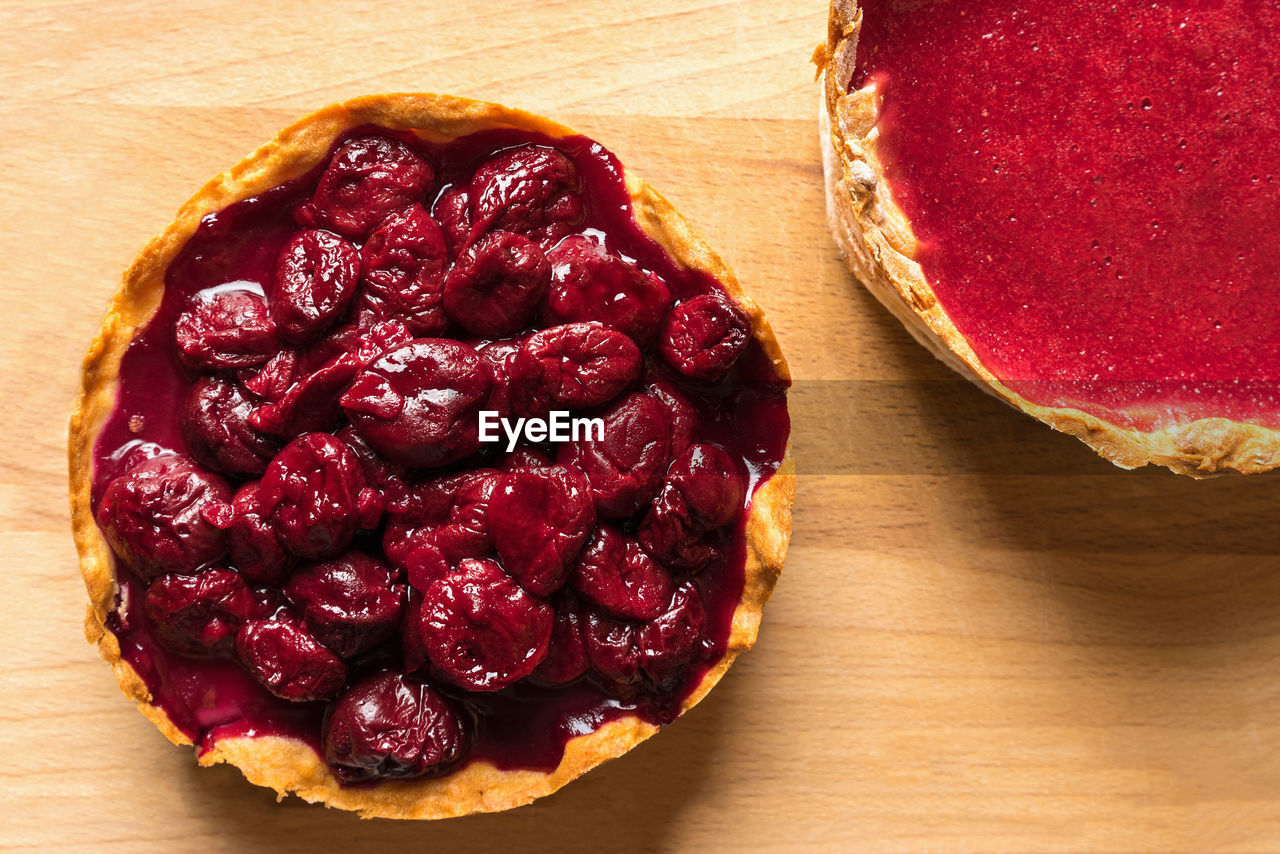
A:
[5,1,1280,850]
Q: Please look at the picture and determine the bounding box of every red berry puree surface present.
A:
[853,0,1280,429]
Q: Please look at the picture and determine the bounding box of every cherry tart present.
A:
[818,0,1280,475]
[69,95,793,818]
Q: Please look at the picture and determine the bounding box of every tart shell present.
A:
[815,0,1280,477]
[68,93,795,819]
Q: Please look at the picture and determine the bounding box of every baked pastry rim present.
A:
[815,0,1280,477]
[67,92,796,819]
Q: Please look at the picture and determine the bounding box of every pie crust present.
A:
[68,93,795,818]
[815,0,1280,477]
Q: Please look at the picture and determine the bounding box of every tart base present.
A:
[69,93,794,819]
[815,1,1280,477]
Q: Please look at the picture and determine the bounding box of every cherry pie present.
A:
[818,0,1280,475]
[69,94,793,818]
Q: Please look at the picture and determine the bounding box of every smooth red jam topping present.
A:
[854,1,1280,429]
[92,126,788,782]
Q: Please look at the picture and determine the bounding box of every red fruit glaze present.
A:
[852,0,1280,429]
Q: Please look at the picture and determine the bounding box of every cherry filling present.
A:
[91,126,788,783]
[851,0,1280,430]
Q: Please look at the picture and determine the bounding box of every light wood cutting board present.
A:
[5,1,1280,851]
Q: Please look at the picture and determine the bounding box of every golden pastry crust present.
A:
[68,93,795,819]
[815,1,1280,477]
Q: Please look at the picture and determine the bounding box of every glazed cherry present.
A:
[584,610,641,684]
[418,558,553,692]
[442,231,550,337]
[469,145,584,243]
[284,552,405,659]
[645,375,698,457]
[488,465,596,596]
[639,443,744,569]
[558,392,670,518]
[570,525,674,621]
[358,204,450,335]
[341,339,494,468]
[205,481,292,585]
[300,135,435,242]
[659,293,751,381]
[174,288,278,370]
[144,568,254,656]
[402,541,450,593]
[432,185,472,259]
[335,424,410,509]
[544,235,671,344]
[182,376,280,476]
[531,595,589,686]
[509,322,642,416]
[323,671,468,784]
[638,582,707,687]
[97,455,231,581]
[271,229,360,345]
[475,337,523,419]
[235,617,348,701]
[249,321,412,438]
[382,469,500,567]
[258,433,383,560]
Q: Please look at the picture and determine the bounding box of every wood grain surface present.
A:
[4,1,1280,851]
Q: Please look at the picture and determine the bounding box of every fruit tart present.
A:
[817,0,1280,475]
[69,94,793,818]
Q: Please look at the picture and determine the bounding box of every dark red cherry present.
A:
[144,568,254,656]
[659,293,751,381]
[638,582,707,687]
[402,541,451,594]
[500,446,554,470]
[544,235,670,344]
[509,323,642,416]
[341,339,493,468]
[662,442,747,530]
[208,481,292,585]
[335,424,410,509]
[531,594,589,686]
[418,558,553,692]
[96,455,230,581]
[432,184,472,259]
[322,671,467,784]
[442,231,550,337]
[300,135,434,242]
[271,229,360,345]
[258,433,382,560]
[174,288,278,370]
[248,321,412,438]
[645,375,698,457]
[488,465,596,596]
[358,204,450,335]
[284,552,405,659]
[557,392,670,518]
[469,145,583,243]
[474,337,523,420]
[382,469,500,568]
[569,525,674,621]
[584,610,641,684]
[182,376,280,476]
[235,617,348,701]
